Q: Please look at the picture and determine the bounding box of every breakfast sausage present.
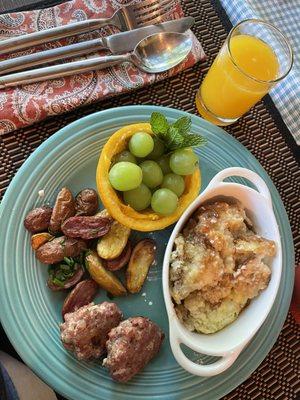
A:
[103,317,164,382]
[60,302,122,360]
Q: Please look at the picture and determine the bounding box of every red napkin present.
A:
[0,0,205,135]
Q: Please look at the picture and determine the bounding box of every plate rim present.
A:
[0,105,295,400]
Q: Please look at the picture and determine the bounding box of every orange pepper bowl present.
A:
[96,123,201,232]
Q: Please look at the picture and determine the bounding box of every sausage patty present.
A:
[60,302,122,360]
[103,317,164,382]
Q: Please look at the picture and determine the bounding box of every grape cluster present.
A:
[109,132,198,216]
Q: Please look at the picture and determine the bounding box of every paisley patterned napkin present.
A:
[0,0,205,135]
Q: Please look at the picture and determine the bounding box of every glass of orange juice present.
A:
[196,19,293,126]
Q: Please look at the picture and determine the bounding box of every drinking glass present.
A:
[195,19,293,126]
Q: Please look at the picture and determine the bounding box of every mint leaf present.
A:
[166,126,184,151]
[149,112,207,152]
[173,116,191,136]
[181,133,207,148]
[150,112,169,135]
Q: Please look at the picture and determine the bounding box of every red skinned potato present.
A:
[48,264,84,292]
[36,236,87,264]
[24,206,53,233]
[61,216,112,239]
[49,188,76,234]
[104,242,132,271]
[75,189,99,216]
[62,279,99,318]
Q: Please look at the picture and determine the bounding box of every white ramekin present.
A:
[162,167,282,377]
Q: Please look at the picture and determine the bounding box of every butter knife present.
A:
[0,17,194,75]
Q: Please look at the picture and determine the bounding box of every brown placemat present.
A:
[0,0,299,399]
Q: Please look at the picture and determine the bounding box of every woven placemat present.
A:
[0,0,299,399]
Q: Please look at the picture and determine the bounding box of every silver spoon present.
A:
[0,32,192,89]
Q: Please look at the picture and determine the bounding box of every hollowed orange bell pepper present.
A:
[96,123,201,231]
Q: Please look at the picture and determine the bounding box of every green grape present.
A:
[146,137,165,160]
[157,154,172,174]
[129,132,154,158]
[140,160,163,189]
[170,148,198,175]
[113,150,136,164]
[109,162,142,191]
[161,173,185,197]
[123,184,151,211]
[151,188,178,215]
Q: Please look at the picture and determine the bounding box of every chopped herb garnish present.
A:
[48,256,79,286]
[55,272,66,281]
[63,257,75,267]
[150,112,207,152]
[60,264,71,272]
[52,278,65,287]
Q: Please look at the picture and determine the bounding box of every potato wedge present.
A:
[31,232,54,250]
[62,279,98,319]
[97,221,131,260]
[126,239,156,294]
[95,209,111,219]
[105,242,132,271]
[85,250,127,296]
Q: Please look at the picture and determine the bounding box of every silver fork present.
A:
[0,0,177,55]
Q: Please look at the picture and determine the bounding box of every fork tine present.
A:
[134,1,177,25]
[122,0,177,29]
[134,0,176,17]
[135,8,176,26]
[137,15,164,26]
[136,2,174,18]
[136,12,173,27]
[134,0,175,11]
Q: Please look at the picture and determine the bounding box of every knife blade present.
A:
[0,17,195,75]
[103,16,194,53]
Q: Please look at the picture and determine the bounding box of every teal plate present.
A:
[0,106,294,400]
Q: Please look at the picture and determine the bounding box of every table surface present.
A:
[0,0,299,400]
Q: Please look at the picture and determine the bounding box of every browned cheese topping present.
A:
[170,201,276,334]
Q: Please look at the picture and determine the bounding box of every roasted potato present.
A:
[85,250,127,296]
[36,236,87,264]
[95,209,112,219]
[31,232,54,250]
[126,239,156,294]
[49,187,76,234]
[61,215,112,239]
[97,221,130,260]
[105,242,131,271]
[24,206,53,233]
[62,279,98,318]
[75,189,99,216]
[48,263,84,291]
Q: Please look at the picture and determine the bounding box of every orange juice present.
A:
[196,34,279,125]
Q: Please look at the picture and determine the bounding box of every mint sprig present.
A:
[150,112,207,152]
